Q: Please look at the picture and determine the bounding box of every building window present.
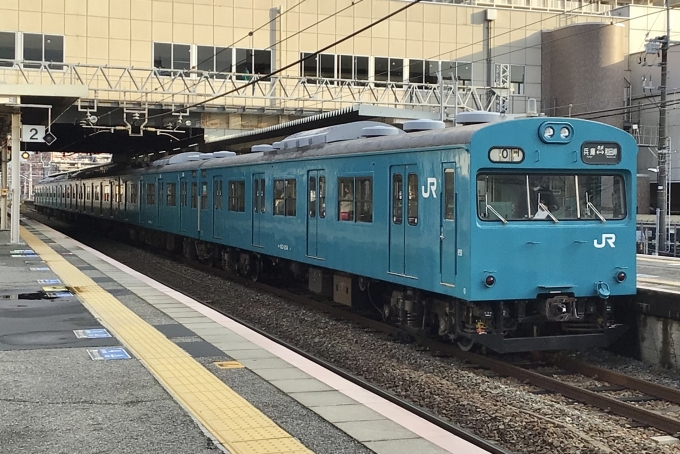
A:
[440,61,472,85]
[273,179,296,216]
[374,57,403,85]
[510,65,525,95]
[167,183,176,206]
[408,59,439,84]
[0,32,15,67]
[153,42,190,72]
[23,33,64,69]
[338,177,373,223]
[197,45,232,78]
[146,183,155,205]
[228,180,245,212]
[337,55,369,82]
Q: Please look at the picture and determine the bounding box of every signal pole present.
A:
[656,0,670,253]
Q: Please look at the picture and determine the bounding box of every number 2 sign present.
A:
[22,125,46,143]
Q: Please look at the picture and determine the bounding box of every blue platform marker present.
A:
[87,348,130,361]
[12,254,37,258]
[47,291,72,298]
[74,329,111,339]
[10,250,34,254]
[30,267,50,271]
[38,279,62,285]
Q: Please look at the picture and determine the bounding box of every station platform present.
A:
[0,218,486,454]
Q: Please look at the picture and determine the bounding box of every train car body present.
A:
[35,115,637,353]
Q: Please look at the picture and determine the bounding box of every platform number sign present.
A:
[22,125,45,142]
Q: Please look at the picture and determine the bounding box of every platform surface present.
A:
[0,219,486,454]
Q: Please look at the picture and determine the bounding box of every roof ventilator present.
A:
[213,151,236,158]
[456,111,504,125]
[361,125,400,138]
[277,121,404,152]
[199,153,214,160]
[252,144,275,153]
[403,119,446,132]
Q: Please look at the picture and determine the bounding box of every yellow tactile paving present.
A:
[21,226,312,454]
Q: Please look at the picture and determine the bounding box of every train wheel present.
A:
[250,257,263,282]
[457,337,475,352]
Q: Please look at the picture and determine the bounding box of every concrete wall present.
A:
[636,314,680,370]
[541,23,628,128]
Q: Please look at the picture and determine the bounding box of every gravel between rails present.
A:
[32,216,680,454]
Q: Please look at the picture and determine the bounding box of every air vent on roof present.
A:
[272,142,282,150]
[187,155,200,161]
[200,153,214,160]
[403,119,446,132]
[167,152,201,164]
[278,121,404,152]
[456,111,504,125]
[252,144,274,153]
[361,125,400,137]
[214,151,236,158]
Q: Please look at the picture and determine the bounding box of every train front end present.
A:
[463,117,637,353]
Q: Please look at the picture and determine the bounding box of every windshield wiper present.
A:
[587,201,606,222]
[537,203,559,223]
[486,204,508,224]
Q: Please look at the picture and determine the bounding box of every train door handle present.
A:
[440,234,445,240]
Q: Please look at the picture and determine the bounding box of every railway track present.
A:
[154,254,680,438]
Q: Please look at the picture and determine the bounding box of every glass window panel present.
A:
[285,179,296,216]
[456,61,472,83]
[409,59,423,83]
[355,56,369,80]
[253,49,270,75]
[392,174,402,224]
[167,183,176,206]
[425,60,439,84]
[356,177,372,223]
[374,57,388,82]
[253,179,259,213]
[274,179,285,215]
[201,182,208,210]
[215,47,232,77]
[191,182,197,208]
[23,33,42,68]
[440,61,455,82]
[197,45,215,72]
[235,48,252,75]
[339,55,352,80]
[444,169,455,220]
[173,44,190,70]
[309,176,316,218]
[579,175,626,220]
[302,52,317,78]
[407,174,418,225]
[338,178,354,221]
[44,35,63,69]
[389,58,403,83]
[319,176,326,218]
[0,32,15,66]
[319,53,335,79]
[153,42,172,69]
[260,179,265,213]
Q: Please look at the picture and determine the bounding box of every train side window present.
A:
[104,184,111,202]
[213,180,222,210]
[180,182,187,207]
[191,183,197,208]
[130,183,138,204]
[444,169,454,220]
[274,180,285,215]
[285,179,296,216]
[309,176,316,217]
[319,177,326,218]
[94,185,100,202]
[228,180,245,212]
[158,182,164,206]
[260,179,265,213]
[338,178,354,221]
[201,182,208,210]
[356,177,372,223]
[407,174,418,225]
[86,185,91,201]
[253,179,259,213]
[392,174,403,224]
[146,183,155,205]
[167,183,176,206]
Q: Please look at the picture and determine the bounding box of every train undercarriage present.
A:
[36,208,627,354]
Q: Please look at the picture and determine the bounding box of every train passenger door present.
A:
[306,170,325,258]
[252,173,265,247]
[179,177,187,233]
[198,178,210,239]
[389,165,419,276]
[212,176,222,239]
[157,178,163,228]
[440,164,457,285]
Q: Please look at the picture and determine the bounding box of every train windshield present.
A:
[477,174,626,222]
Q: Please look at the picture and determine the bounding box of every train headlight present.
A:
[543,126,554,140]
[616,271,626,283]
[484,275,496,287]
[560,127,571,139]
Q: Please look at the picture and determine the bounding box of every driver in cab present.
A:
[515,176,559,219]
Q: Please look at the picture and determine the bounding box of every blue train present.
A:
[35,114,637,353]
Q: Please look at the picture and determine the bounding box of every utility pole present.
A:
[653,0,671,253]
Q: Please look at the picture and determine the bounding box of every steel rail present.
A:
[412,338,680,435]
[550,355,680,407]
